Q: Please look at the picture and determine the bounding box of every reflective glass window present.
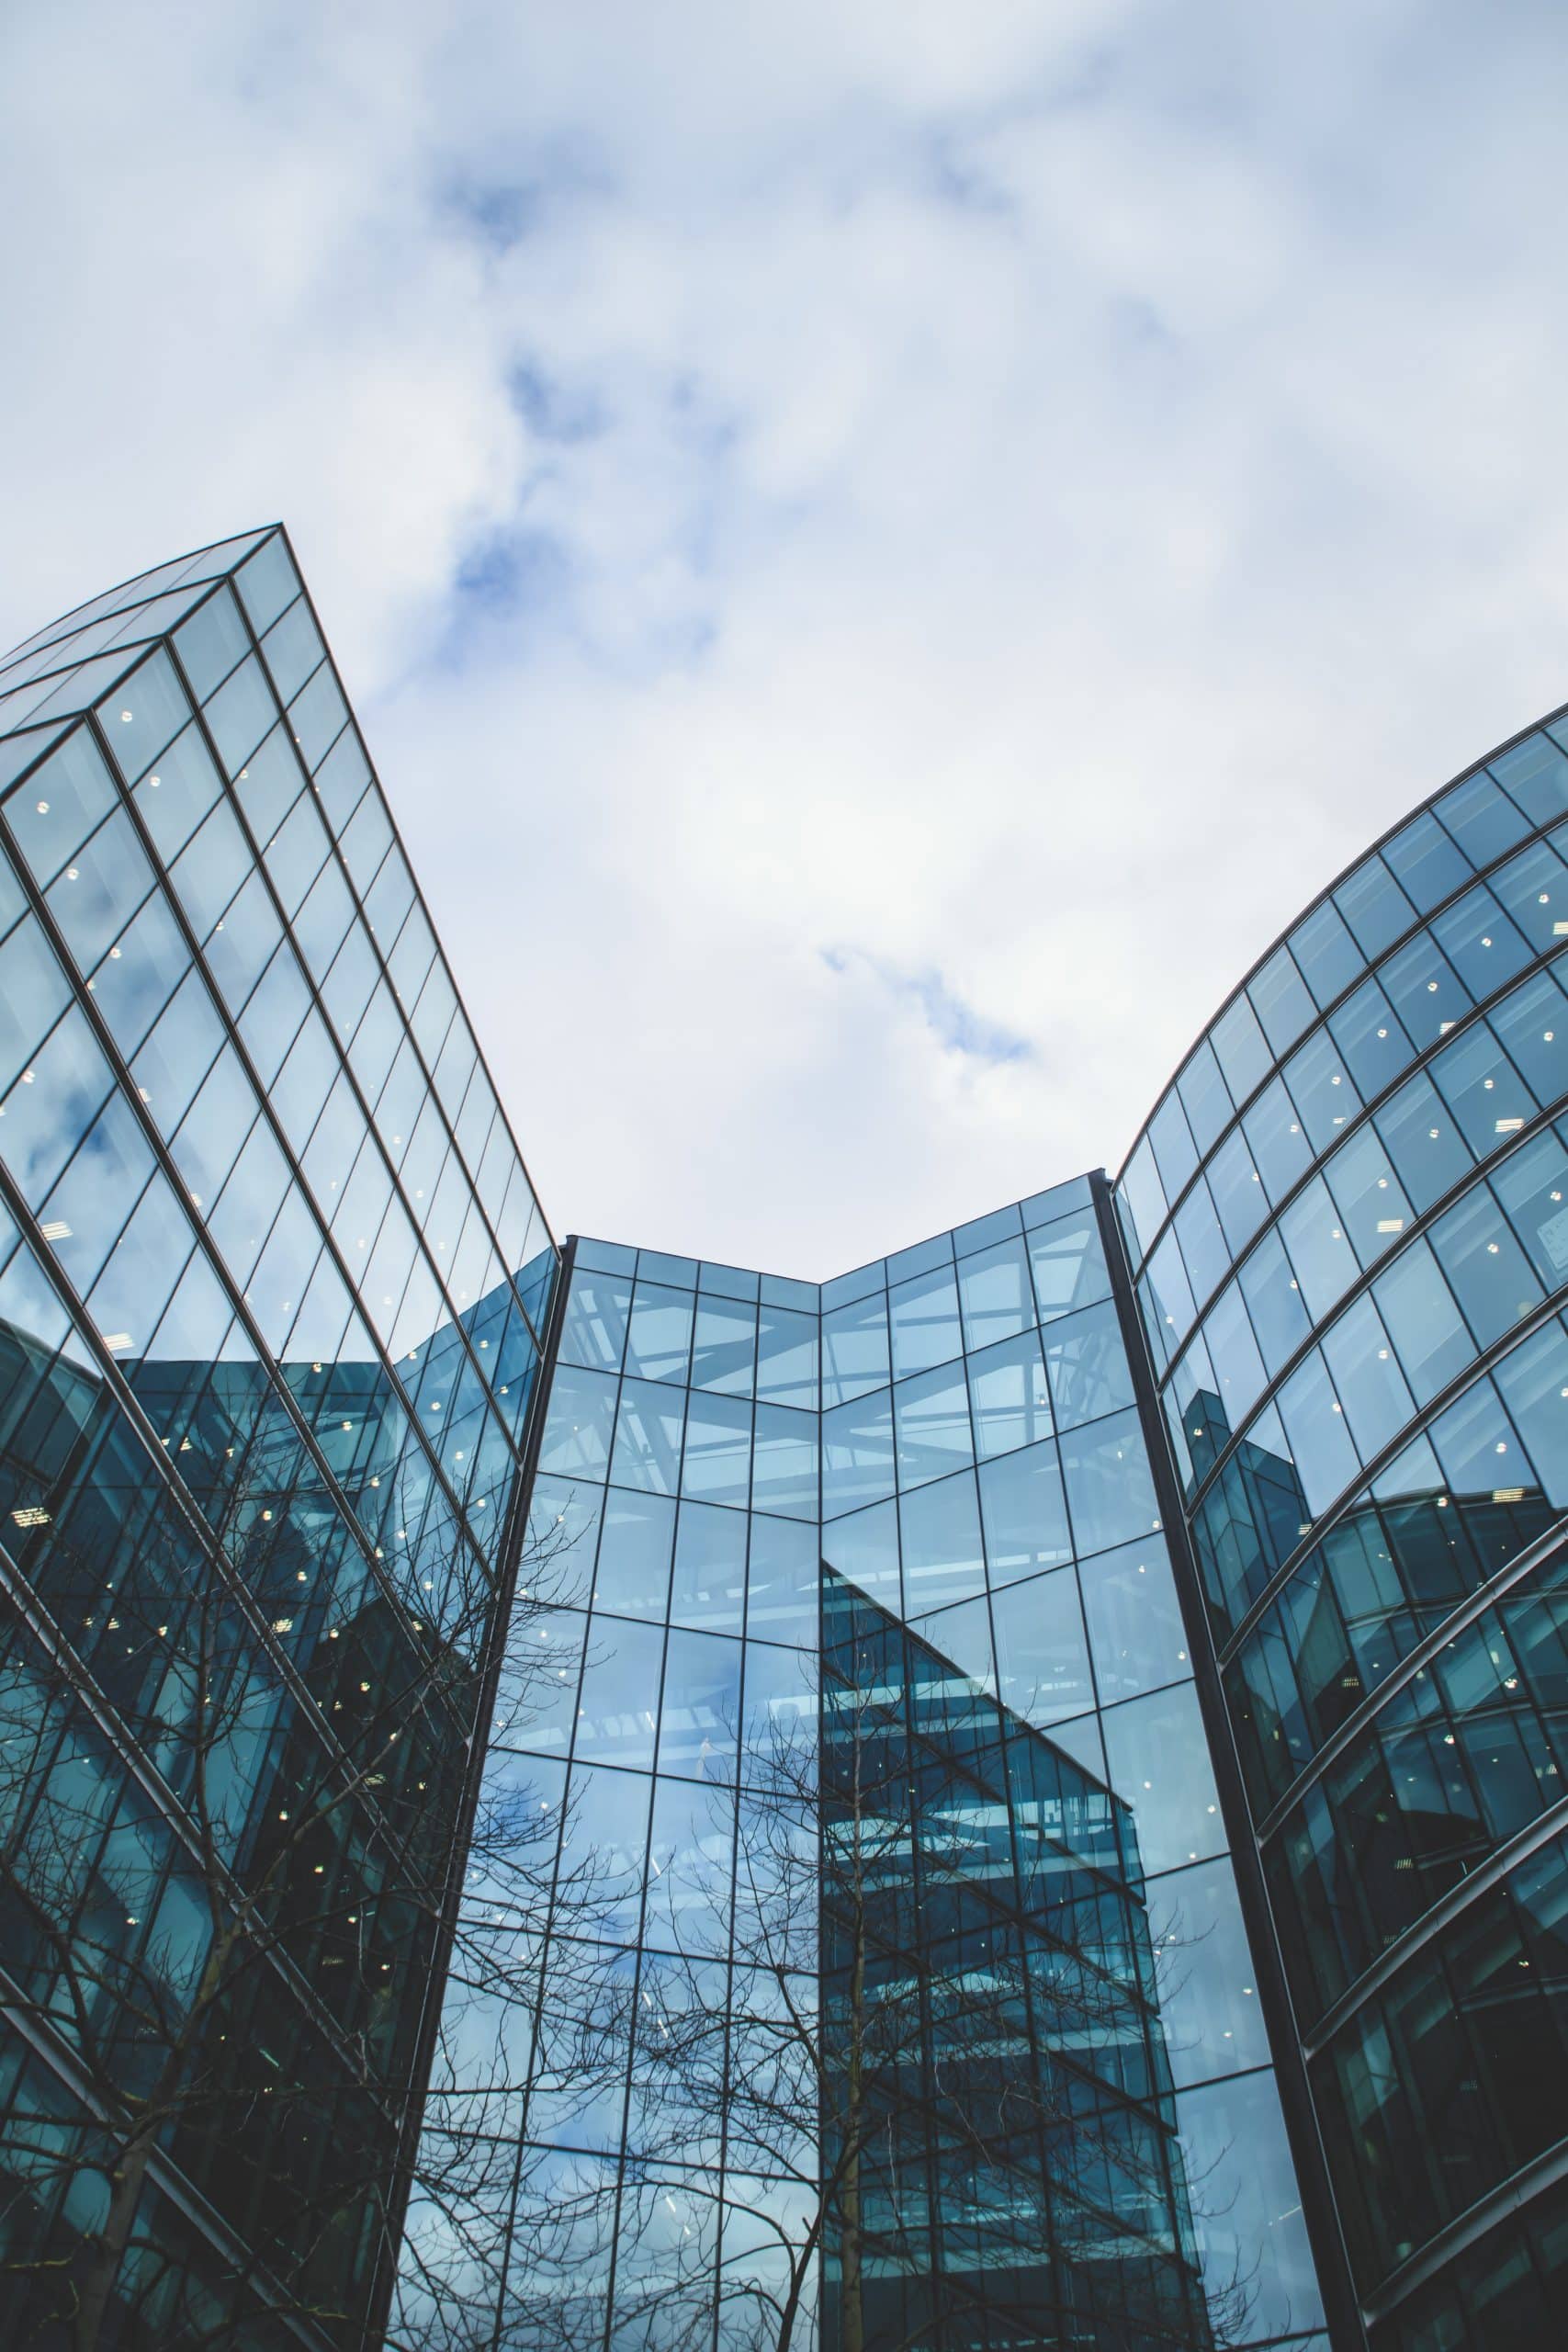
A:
[573,1618,665,1769]
[1201,1277,1268,1430]
[1374,1070,1473,1215]
[1147,1089,1199,1202]
[745,1513,818,1646]
[1242,1073,1314,1205]
[1176,1038,1232,1155]
[670,1500,747,1633]
[1495,1124,1568,1289]
[1383,808,1471,913]
[1283,1026,1359,1155]
[559,1267,631,1374]
[976,1441,1072,1585]
[754,1306,817,1409]
[1435,768,1533,867]
[1382,929,1472,1052]
[131,721,221,865]
[1495,1321,1568,1507]
[1172,1175,1228,1308]
[1372,1238,1473,1408]
[1336,854,1414,960]
[1328,975,1416,1103]
[1490,835,1568,956]
[991,1564,1094,1728]
[1144,1227,1198,1357]
[659,1630,742,1779]
[887,1261,962,1376]
[1079,1535,1190,1703]
[1494,729,1568,826]
[1430,1022,1533,1159]
[1210,988,1274,1104]
[1061,1410,1160,1557]
[966,1329,1052,1460]
[750,1402,818,1520]
[1290,897,1362,1010]
[1028,1210,1111,1322]
[9,730,119,888]
[1488,967,1568,1106]
[820,1290,889,1406]
[593,1490,675,1621]
[1279,1177,1359,1322]
[1321,1294,1414,1464]
[897,1469,986,1615]
[1042,1297,1136,1431]
[97,650,189,783]
[1102,1684,1224,1874]
[1431,883,1532,998]
[1274,1351,1359,1514]
[1117,1135,1166,1259]
[1429,1186,1543,1350]
[1205,1125,1269,1255]
[681,1394,751,1507]
[1236,1227,1312,1379]
[1249,943,1316,1057]
[626,1281,694,1385]
[172,583,249,701]
[820,1495,901,1611]
[956,1234,1034,1352]
[1325,1123,1416,1267]
[611,1377,685,1495]
[893,1362,974,1488]
[690,1293,756,1396]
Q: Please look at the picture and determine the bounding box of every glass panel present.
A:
[990,1564,1094,1728]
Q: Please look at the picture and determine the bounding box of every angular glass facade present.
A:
[0,533,553,2346]
[1119,721,1568,2346]
[7,526,1568,2352]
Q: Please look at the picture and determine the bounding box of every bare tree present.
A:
[501,1581,1219,2352]
[0,1367,594,2352]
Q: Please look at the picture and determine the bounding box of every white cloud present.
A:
[6,0,1568,1274]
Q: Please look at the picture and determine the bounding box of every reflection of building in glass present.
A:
[818,1566,1212,2352]
[0,533,552,2348]
[7,528,1568,2351]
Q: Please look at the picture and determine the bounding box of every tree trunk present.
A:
[73,2125,159,2352]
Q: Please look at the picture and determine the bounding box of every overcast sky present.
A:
[6,3,1568,1278]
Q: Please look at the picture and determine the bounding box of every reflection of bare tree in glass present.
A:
[0,1440,592,2352]
[507,1577,1218,2352]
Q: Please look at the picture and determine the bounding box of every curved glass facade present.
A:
[1117,716,1568,2346]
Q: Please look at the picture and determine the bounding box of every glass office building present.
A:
[0,531,554,2347]
[4,530,1568,2352]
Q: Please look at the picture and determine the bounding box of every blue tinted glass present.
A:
[659,1629,742,1778]
[1372,1238,1473,1407]
[755,1306,818,1408]
[1323,1123,1415,1268]
[681,1393,751,1507]
[1282,1027,1359,1156]
[1429,1022,1533,1158]
[1102,1683,1224,1874]
[1320,1295,1414,1464]
[1278,1178,1359,1322]
[1201,1279,1268,1430]
[887,1261,962,1377]
[538,1364,618,1478]
[1274,1351,1359,1515]
[1289,898,1362,1010]
[893,1362,974,1488]
[819,1495,901,1611]
[1374,1069,1473,1214]
[1494,1124,1568,1288]
[956,1234,1033,1353]
[1430,884,1532,997]
[593,1489,675,1620]
[1079,1536,1190,1703]
[977,1441,1072,1585]
[1494,729,1568,827]
[966,1329,1053,1461]
[691,1293,756,1395]
[1171,1177,1229,1307]
[1488,968,1568,1107]
[750,1403,818,1521]
[1434,769,1533,867]
[671,1500,747,1632]
[1060,1410,1160,1557]
[1029,1211,1111,1322]
[560,1267,631,1373]
[698,1258,759,1302]
[1242,1074,1314,1205]
[1147,1090,1199,1202]
[1042,1298,1136,1433]
[1429,1186,1543,1351]
[611,1378,685,1495]
[1204,1125,1269,1256]
[951,1202,1021,1260]
[820,1291,889,1406]
[1019,1171,1093,1228]
[1116,1136,1167,1262]
[745,1512,819,1645]
[574,1618,665,1768]
[1335,854,1414,959]
[1249,944,1316,1057]
[821,1388,897,1518]
[1177,1039,1233,1155]
[626,1281,694,1385]
[1381,929,1472,1052]
[991,1564,1094,1728]
[897,1470,986,1615]
[1491,836,1568,956]
[1327,977,1415,1101]
[1210,990,1273,1105]
[1382,808,1471,913]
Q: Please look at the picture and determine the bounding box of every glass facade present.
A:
[9,524,1568,2352]
[0,533,553,2346]
[1118,718,1568,2346]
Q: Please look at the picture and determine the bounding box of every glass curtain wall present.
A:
[1118,715,1568,2346]
[425,1202,1325,2350]
[0,533,555,2348]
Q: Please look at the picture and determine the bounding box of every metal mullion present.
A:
[1119,696,1568,1261]
[1093,1170,1365,2352]
[1156,934,1568,1376]
[80,701,504,1634]
[267,521,559,1278]
[1359,2132,1568,2330]
[0,1543,417,2125]
[1214,1273,1568,1671]
[1253,1509,1568,1850]
[1172,1084,1568,1537]
[151,627,541,1517]
[13,746,472,1690]
[0,525,278,670]
[0,1150,449,1879]
[1303,1782,1568,2065]
[0,1957,331,2352]
[366,1238,572,2352]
